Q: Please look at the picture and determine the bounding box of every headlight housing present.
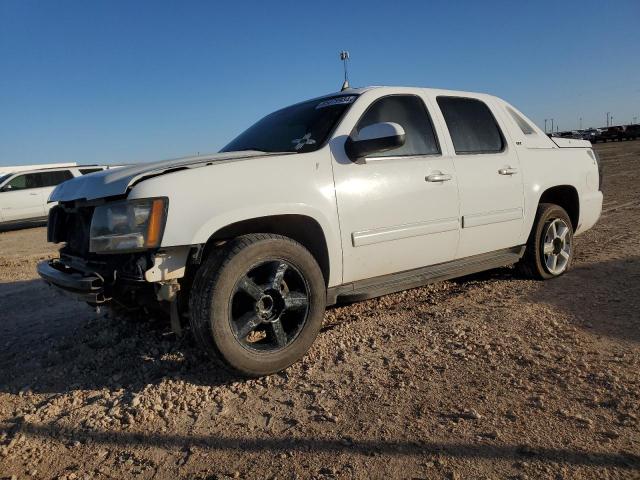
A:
[90,198,168,253]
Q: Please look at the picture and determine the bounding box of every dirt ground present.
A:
[1,141,639,480]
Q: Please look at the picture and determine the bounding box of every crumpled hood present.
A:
[49,151,280,202]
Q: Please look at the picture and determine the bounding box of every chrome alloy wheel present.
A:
[542,218,572,275]
[229,260,310,352]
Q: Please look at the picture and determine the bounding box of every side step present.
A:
[327,246,525,305]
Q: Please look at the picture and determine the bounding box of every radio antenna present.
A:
[340,50,350,91]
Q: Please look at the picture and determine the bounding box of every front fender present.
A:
[191,203,335,245]
[127,150,343,286]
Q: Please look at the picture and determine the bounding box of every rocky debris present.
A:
[559,409,594,428]
[505,409,518,421]
[456,408,482,420]
[529,394,545,409]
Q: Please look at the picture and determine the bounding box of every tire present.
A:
[517,203,574,280]
[189,234,326,376]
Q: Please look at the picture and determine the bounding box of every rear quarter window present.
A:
[506,106,536,135]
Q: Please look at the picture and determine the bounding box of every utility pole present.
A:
[579,117,582,129]
[634,116,638,124]
[544,119,548,133]
[551,118,554,133]
[606,112,610,127]
[611,115,614,126]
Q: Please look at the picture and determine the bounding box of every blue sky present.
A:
[1,0,638,166]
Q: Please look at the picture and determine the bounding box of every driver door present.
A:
[331,94,460,283]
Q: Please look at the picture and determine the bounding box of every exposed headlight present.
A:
[90,198,168,253]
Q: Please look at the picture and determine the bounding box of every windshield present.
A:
[221,95,358,154]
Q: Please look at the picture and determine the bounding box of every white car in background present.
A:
[0,165,111,228]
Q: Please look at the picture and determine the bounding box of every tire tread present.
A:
[188,233,316,373]
[517,203,573,280]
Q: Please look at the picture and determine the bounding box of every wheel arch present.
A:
[200,214,332,287]
[538,185,580,230]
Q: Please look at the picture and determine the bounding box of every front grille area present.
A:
[46,202,156,308]
[48,204,94,257]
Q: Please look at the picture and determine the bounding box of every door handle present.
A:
[498,167,518,176]
[425,172,452,183]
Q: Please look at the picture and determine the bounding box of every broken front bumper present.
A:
[37,246,192,305]
[37,260,107,303]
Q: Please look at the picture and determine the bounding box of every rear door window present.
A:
[39,170,73,187]
[355,95,440,157]
[437,97,505,154]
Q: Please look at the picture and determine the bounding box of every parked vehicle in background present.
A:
[551,126,637,144]
[0,162,77,178]
[590,128,607,143]
[557,131,583,139]
[0,165,114,228]
[580,129,598,142]
[623,124,640,140]
[38,86,603,376]
[600,126,625,142]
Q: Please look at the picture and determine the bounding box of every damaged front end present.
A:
[38,201,192,317]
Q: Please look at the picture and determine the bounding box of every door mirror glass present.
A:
[345,122,406,161]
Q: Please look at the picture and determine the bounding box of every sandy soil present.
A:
[0,141,639,479]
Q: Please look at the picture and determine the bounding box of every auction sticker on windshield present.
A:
[315,96,357,109]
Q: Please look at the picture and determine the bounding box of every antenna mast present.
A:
[340,50,350,91]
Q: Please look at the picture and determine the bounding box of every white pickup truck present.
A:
[38,86,603,376]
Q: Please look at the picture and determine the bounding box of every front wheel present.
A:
[517,203,574,280]
[189,234,326,376]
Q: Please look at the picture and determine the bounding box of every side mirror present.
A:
[345,122,406,161]
[0,185,12,192]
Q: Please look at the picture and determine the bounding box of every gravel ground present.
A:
[1,141,639,479]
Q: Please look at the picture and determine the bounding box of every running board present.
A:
[327,246,525,305]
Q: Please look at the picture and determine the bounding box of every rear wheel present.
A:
[189,234,326,376]
[517,203,574,280]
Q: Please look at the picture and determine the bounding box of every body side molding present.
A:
[351,217,459,247]
[462,207,523,228]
